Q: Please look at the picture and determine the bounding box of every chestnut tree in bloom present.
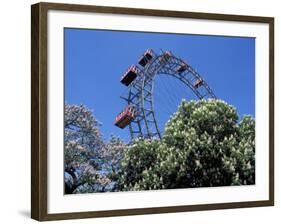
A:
[118,99,255,191]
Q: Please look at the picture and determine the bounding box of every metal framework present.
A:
[119,49,216,140]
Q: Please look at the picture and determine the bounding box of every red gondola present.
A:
[120,65,139,86]
[194,79,203,88]
[160,51,172,63]
[177,63,188,73]
[138,49,153,67]
[115,106,136,129]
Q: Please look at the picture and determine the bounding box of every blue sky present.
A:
[64,28,255,142]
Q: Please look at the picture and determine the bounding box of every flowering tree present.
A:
[65,104,103,155]
[64,104,127,193]
[101,135,127,173]
[64,104,104,193]
[96,136,128,191]
[118,99,255,191]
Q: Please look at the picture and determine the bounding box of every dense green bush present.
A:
[118,99,255,191]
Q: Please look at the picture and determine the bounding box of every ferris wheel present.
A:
[115,49,216,140]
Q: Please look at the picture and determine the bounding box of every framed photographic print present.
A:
[31,2,274,221]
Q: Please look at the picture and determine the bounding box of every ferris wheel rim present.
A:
[124,50,216,140]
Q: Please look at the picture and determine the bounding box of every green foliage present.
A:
[118,139,160,190]
[118,99,255,191]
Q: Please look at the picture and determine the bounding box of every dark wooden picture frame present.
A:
[31,2,274,221]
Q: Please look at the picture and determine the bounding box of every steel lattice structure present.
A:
[118,49,216,140]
